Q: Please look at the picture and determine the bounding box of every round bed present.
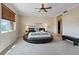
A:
[26,36,53,44]
[23,32,53,44]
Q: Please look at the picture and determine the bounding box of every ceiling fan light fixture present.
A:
[35,4,52,12]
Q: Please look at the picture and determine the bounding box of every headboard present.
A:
[28,28,45,32]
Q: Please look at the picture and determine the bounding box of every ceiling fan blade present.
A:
[43,9,48,12]
[45,7,52,9]
[35,8,40,9]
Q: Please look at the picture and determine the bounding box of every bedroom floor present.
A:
[5,35,79,55]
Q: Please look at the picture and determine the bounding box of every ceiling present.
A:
[11,3,79,17]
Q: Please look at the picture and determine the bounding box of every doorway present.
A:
[58,20,62,34]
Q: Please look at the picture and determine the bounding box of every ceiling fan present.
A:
[35,4,52,12]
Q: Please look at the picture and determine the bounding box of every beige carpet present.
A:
[6,36,79,55]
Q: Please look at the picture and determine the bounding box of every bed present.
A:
[23,30,53,44]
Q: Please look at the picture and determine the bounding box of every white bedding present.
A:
[28,32,51,39]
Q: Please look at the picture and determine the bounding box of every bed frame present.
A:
[23,32,53,44]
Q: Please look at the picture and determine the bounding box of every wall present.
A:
[62,5,79,38]
[20,16,56,36]
[16,15,20,38]
[0,3,19,53]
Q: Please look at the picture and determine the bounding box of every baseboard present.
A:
[0,39,19,55]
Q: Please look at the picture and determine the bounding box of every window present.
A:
[0,4,16,33]
[0,19,16,33]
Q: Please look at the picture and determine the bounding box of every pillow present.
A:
[29,28,36,32]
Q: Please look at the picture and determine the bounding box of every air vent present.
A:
[63,10,68,13]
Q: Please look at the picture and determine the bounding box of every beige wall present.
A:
[0,3,19,53]
[62,5,79,38]
[19,16,56,36]
[16,15,21,38]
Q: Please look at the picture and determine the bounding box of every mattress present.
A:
[27,32,51,39]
